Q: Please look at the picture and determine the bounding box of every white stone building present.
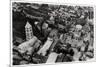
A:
[37,37,53,56]
[25,21,33,41]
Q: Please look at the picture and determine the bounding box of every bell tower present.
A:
[25,21,33,41]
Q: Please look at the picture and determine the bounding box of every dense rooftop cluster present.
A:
[12,2,94,65]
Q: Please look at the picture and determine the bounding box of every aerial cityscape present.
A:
[12,2,94,65]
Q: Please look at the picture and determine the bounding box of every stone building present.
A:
[25,21,33,41]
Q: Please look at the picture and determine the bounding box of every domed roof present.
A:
[76,24,82,30]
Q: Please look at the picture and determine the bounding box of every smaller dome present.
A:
[76,24,82,30]
[34,21,39,25]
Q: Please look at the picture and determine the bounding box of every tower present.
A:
[25,21,33,41]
